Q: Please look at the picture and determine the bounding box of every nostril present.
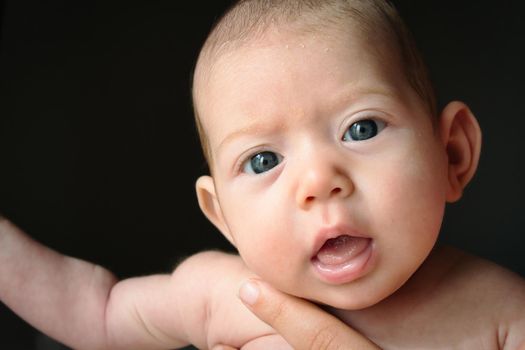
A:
[331,187,342,196]
[305,196,315,203]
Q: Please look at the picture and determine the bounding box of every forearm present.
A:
[0,218,196,349]
[0,217,120,349]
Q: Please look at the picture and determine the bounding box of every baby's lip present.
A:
[310,224,374,284]
[311,238,374,284]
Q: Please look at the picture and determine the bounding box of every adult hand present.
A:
[236,279,381,350]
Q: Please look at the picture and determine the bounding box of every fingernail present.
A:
[239,280,259,305]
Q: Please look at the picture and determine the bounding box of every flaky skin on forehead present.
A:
[192,0,437,167]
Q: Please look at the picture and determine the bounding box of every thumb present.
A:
[238,279,381,350]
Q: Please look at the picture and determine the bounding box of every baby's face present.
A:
[197,28,449,309]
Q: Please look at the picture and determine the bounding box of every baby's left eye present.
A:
[343,119,385,141]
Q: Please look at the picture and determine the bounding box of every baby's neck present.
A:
[326,245,485,347]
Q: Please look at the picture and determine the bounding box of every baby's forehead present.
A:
[194,2,403,95]
[195,25,400,129]
[195,20,398,113]
[198,30,409,141]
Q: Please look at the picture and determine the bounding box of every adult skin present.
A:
[214,279,380,350]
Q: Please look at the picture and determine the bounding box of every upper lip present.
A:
[310,223,370,259]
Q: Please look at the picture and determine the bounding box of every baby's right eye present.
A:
[243,151,282,174]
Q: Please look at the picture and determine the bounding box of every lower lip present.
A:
[311,240,375,284]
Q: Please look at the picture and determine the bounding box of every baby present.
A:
[1,0,524,349]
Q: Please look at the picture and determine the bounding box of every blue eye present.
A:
[244,151,282,174]
[343,119,384,141]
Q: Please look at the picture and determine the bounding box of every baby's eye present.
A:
[243,151,282,174]
[343,119,385,141]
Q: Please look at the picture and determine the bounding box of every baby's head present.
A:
[193,0,438,165]
[193,0,481,309]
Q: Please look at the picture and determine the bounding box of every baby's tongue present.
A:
[316,235,369,265]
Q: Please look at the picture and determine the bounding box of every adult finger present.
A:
[238,279,381,350]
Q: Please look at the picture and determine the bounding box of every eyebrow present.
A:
[217,120,283,153]
[216,87,395,152]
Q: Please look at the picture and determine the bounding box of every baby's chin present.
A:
[311,292,385,311]
[288,277,399,311]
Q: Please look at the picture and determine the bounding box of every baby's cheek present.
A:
[231,205,292,273]
[369,159,445,245]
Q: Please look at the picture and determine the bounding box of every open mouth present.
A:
[311,234,373,284]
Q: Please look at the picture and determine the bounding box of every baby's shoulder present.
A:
[339,246,525,349]
[428,246,525,349]
[436,246,525,306]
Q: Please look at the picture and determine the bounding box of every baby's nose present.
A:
[295,162,353,210]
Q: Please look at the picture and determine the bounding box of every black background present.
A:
[1,1,524,348]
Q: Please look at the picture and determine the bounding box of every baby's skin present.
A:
[188,16,525,349]
[181,248,525,349]
[1,216,524,349]
[2,2,525,349]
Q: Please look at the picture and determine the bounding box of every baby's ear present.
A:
[195,176,235,246]
[439,101,482,202]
